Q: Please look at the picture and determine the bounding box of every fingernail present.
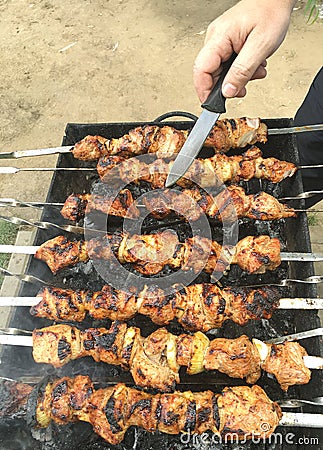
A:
[222,83,238,98]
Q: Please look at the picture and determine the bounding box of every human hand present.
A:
[193,0,296,102]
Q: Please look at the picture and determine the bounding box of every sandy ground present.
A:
[0,0,322,198]
[0,0,322,300]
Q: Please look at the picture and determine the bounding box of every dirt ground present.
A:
[0,0,322,200]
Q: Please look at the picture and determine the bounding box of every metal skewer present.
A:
[0,215,107,235]
[280,190,323,201]
[0,167,95,174]
[278,397,323,408]
[267,327,323,344]
[0,215,85,234]
[0,198,63,208]
[280,412,323,428]
[0,267,47,285]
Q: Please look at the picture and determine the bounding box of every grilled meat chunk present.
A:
[234,235,281,274]
[35,233,282,275]
[262,341,311,391]
[204,335,261,384]
[32,322,311,391]
[61,189,139,221]
[97,147,297,187]
[218,385,281,438]
[35,376,282,444]
[31,284,280,332]
[34,235,89,274]
[71,119,267,161]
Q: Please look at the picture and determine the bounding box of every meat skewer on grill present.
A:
[6,284,316,332]
[1,120,323,161]
[97,146,298,188]
[1,287,323,329]
[0,375,286,444]
[35,232,282,275]
[2,232,322,275]
[27,285,323,329]
[1,321,318,392]
[21,284,284,330]
[61,185,296,223]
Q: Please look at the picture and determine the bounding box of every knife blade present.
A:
[165,53,237,187]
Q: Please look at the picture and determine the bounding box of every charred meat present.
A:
[32,376,281,444]
[32,322,311,391]
[31,284,281,332]
[71,118,267,161]
[97,147,297,188]
[35,232,282,275]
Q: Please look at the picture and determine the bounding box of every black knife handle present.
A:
[201,52,237,113]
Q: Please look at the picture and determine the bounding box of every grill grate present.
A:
[0,116,322,449]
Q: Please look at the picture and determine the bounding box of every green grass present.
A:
[0,222,19,286]
[304,0,320,23]
[307,212,320,226]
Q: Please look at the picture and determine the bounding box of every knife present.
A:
[165,53,237,187]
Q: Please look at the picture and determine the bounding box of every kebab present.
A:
[3,284,323,332]
[29,283,282,331]
[3,321,313,392]
[61,185,296,223]
[96,146,297,188]
[33,232,281,275]
[69,118,267,161]
[1,375,284,444]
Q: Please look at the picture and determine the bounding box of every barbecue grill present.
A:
[0,113,322,449]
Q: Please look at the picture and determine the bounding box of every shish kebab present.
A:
[1,118,323,160]
[1,232,322,275]
[2,376,316,446]
[4,186,298,224]
[1,321,321,392]
[1,146,322,182]
[1,284,322,333]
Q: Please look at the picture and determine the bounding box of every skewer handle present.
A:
[280,412,323,428]
[279,298,323,309]
[0,146,72,159]
[303,356,323,370]
[0,245,38,254]
[0,335,33,346]
[0,297,40,306]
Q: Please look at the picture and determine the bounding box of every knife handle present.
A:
[201,52,237,113]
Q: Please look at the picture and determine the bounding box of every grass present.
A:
[307,212,320,226]
[0,221,19,286]
[304,0,320,23]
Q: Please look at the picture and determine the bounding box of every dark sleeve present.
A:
[294,67,323,177]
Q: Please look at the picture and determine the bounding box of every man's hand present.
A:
[193,0,296,102]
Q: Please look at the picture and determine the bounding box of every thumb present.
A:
[222,34,270,97]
